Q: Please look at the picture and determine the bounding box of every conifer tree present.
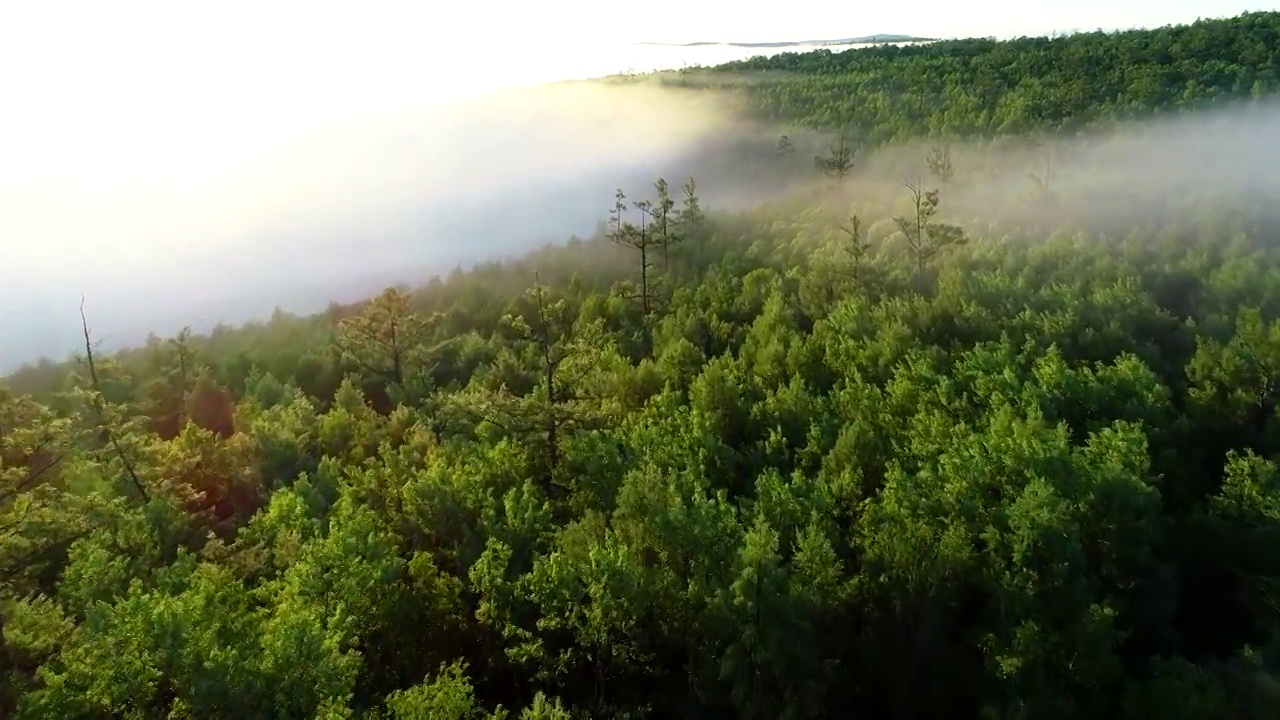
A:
[1027,136,1056,198]
[454,278,615,489]
[926,144,954,185]
[815,133,857,181]
[0,387,77,717]
[778,135,794,158]
[840,214,872,283]
[335,287,436,392]
[609,187,658,317]
[142,327,196,439]
[652,178,680,272]
[894,181,967,283]
[676,177,706,265]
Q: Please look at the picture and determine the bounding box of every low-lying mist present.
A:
[0,81,767,371]
[4,77,1280,373]
[779,98,1280,242]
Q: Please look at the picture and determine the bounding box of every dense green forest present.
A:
[7,10,1280,719]
[659,10,1280,142]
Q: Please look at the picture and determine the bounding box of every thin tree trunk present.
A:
[81,298,148,502]
[640,243,650,316]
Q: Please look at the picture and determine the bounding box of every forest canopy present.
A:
[650,10,1280,142]
[6,10,1280,720]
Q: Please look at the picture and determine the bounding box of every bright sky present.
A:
[0,0,1270,199]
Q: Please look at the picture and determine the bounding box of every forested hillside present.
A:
[664,10,1280,141]
[6,11,1280,720]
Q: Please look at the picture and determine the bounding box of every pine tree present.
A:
[893,181,966,283]
[676,177,706,265]
[454,278,616,490]
[0,387,79,717]
[815,133,857,181]
[142,327,196,439]
[1027,136,1055,198]
[926,144,954,185]
[335,287,435,391]
[652,178,680,272]
[840,214,872,283]
[609,187,658,316]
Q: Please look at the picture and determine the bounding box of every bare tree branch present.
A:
[0,454,63,508]
[80,297,149,502]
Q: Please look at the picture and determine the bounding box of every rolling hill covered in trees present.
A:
[658,10,1280,141]
[6,10,1280,719]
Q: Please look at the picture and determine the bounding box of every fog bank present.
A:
[6,79,1280,373]
[756,98,1280,249]
[0,81,763,370]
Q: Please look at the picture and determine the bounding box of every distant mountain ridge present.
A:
[637,34,934,48]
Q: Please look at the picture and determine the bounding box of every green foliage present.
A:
[697,12,1280,141]
[384,662,498,720]
[6,12,1280,718]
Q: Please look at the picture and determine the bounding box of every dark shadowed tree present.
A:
[926,145,954,185]
[815,133,857,181]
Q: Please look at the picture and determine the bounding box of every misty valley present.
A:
[7,10,1280,719]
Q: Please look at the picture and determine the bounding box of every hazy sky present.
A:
[1,0,1268,193]
[0,0,1272,368]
